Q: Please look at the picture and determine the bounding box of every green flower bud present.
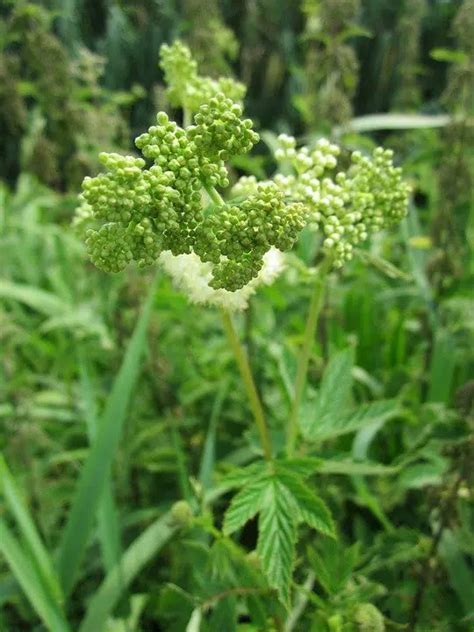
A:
[170,500,193,528]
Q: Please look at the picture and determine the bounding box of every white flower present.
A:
[159,247,285,311]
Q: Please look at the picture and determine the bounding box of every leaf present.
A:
[315,459,398,476]
[342,113,452,133]
[430,48,468,64]
[0,455,63,606]
[397,462,447,490]
[79,512,176,632]
[0,520,70,632]
[304,400,400,442]
[257,479,297,608]
[185,608,202,632]
[427,330,456,405]
[275,468,335,538]
[300,348,354,439]
[217,462,266,491]
[0,280,70,316]
[223,477,268,535]
[308,540,359,595]
[277,457,323,479]
[78,353,122,573]
[198,380,229,492]
[57,277,157,596]
[355,250,411,280]
[439,530,474,617]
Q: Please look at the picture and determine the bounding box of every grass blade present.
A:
[0,520,70,632]
[78,512,176,632]
[0,280,70,316]
[427,329,456,405]
[198,380,229,493]
[57,275,158,596]
[439,530,474,617]
[78,352,122,572]
[0,455,63,606]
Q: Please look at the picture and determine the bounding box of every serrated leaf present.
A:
[275,468,335,538]
[277,457,322,479]
[300,348,354,440]
[223,477,268,535]
[256,479,297,608]
[304,400,400,442]
[308,540,359,595]
[218,462,266,491]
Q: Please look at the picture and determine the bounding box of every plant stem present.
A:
[221,309,272,461]
[182,108,192,128]
[287,257,331,457]
[204,183,225,206]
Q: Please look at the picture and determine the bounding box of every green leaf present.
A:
[78,353,122,573]
[439,530,474,617]
[257,479,297,608]
[430,48,468,64]
[355,250,411,280]
[427,330,456,405]
[0,280,70,316]
[198,380,229,493]
[397,462,447,490]
[57,277,158,596]
[217,462,266,491]
[315,459,398,476]
[0,455,63,606]
[223,476,268,535]
[0,520,70,632]
[79,512,176,632]
[277,457,323,479]
[308,540,359,595]
[275,468,335,538]
[300,348,354,440]
[303,400,400,442]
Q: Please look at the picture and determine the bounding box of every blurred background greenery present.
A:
[0,0,473,630]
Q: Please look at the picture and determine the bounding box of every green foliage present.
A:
[1,2,473,631]
[223,460,334,606]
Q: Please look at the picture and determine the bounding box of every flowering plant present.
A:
[74,41,410,619]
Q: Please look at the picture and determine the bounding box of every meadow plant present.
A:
[74,40,410,614]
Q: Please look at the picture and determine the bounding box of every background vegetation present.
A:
[0,0,473,630]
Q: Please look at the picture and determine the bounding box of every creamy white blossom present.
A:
[159,247,284,311]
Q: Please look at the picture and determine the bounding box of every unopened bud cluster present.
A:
[237,134,410,267]
[76,45,311,291]
[76,43,410,299]
[160,40,245,113]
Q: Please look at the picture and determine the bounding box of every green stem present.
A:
[287,257,331,457]
[221,310,272,461]
[204,184,225,207]
[182,108,192,128]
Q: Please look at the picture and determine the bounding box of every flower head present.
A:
[74,42,410,305]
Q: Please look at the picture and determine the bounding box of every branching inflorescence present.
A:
[75,41,410,308]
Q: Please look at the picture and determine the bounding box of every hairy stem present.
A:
[287,257,331,457]
[221,310,272,460]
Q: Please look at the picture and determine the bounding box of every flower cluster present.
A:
[245,134,410,267]
[160,40,245,113]
[75,42,410,308]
